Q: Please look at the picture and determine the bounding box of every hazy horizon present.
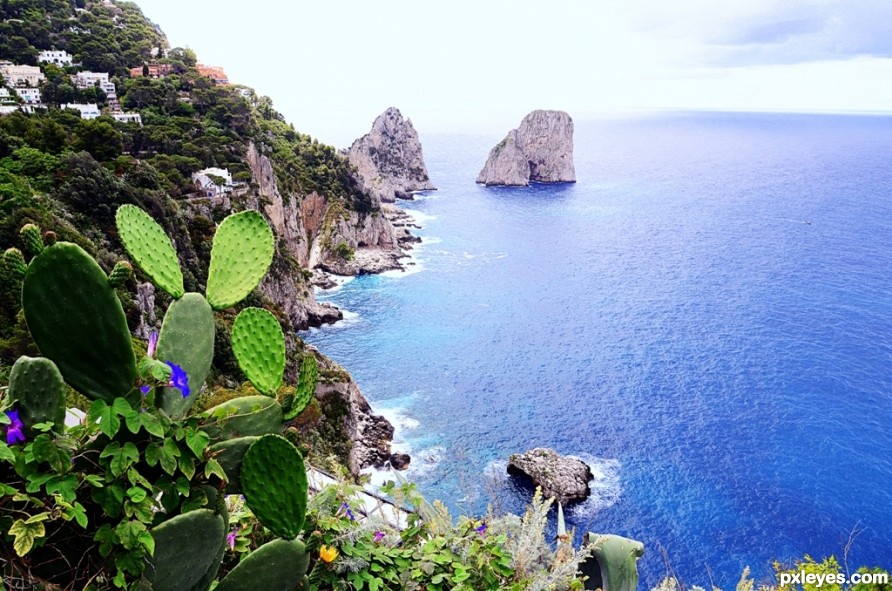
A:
[136,0,892,147]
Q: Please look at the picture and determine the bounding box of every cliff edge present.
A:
[347,107,436,203]
[477,110,576,186]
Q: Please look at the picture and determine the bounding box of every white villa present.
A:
[112,111,142,125]
[62,103,101,119]
[38,50,73,66]
[14,87,41,104]
[191,167,242,197]
[0,62,45,87]
[73,71,109,89]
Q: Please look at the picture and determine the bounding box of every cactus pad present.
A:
[155,293,215,418]
[284,354,317,421]
[205,211,274,310]
[108,261,133,288]
[209,436,258,494]
[241,434,308,539]
[580,533,644,591]
[214,539,309,591]
[201,395,283,441]
[8,356,66,431]
[116,204,184,299]
[2,247,27,282]
[148,509,226,591]
[19,223,44,257]
[22,243,136,401]
[231,308,285,396]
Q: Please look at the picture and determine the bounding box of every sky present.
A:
[136,0,892,147]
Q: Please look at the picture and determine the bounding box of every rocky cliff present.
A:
[347,107,436,203]
[477,110,576,186]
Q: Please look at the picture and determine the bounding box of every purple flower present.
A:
[5,409,26,445]
[373,531,385,542]
[339,502,355,521]
[140,385,151,396]
[226,529,238,550]
[475,522,487,536]
[146,331,158,358]
[165,362,190,398]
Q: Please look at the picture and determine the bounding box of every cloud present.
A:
[624,0,892,66]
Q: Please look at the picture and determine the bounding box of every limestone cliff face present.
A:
[477,110,576,186]
[347,107,436,204]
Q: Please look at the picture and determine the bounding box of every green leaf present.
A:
[84,474,104,488]
[45,475,78,503]
[116,520,148,551]
[124,408,142,434]
[204,458,227,482]
[184,428,209,459]
[126,487,147,503]
[127,468,153,490]
[0,442,14,463]
[145,442,161,467]
[9,519,45,556]
[88,400,120,438]
[65,501,88,528]
[160,439,180,475]
[138,530,155,556]
[95,523,117,557]
[140,413,165,438]
[178,455,195,480]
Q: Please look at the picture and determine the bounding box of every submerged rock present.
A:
[347,107,436,204]
[477,110,576,186]
[507,447,592,504]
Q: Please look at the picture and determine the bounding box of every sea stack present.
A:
[477,110,576,186]
[346,107,436,203]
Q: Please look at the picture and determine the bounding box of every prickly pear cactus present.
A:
[155,293,215,418]
[19,223,44,258]
[116,204,185,299]
[580,533,644,591]
[2,247,27,282]
[201,395,283,441]
[108,261,133,288]
[8,356,66,431]
[147,509,226,591]
[284,354,317,421]
[240,434,308,539]
[231,307,285,396]
[213,539,309,591]
[22,242,137,401]
[205,210,274,310]
[208,435,258,494]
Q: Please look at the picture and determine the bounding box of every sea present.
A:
[303,111,892,588]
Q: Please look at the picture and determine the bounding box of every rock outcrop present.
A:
[477,110,576,186]
[507,448,592,504]
[347,107,436,204]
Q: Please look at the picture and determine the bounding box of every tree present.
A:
[75,119,124,161]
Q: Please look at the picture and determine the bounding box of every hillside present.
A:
[0,0,411,475]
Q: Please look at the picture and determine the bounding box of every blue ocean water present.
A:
[304,112,892,587]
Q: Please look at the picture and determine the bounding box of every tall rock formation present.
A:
[477,110,576,186]
[347,107,436,203]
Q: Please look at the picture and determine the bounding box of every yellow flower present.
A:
[319,545,338,563]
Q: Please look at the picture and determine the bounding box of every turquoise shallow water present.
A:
[304,112,892,587]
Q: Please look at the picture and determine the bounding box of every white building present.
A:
[192,167,238,197]
[0,62,45,87]
[38,50,73,66]
[100,81,116,96]
[62,103,101,120]
[112,112,142,125]
[0,105,19,116]
[14,87,40,104]
[0,88,10,99]
[73,71,109,89]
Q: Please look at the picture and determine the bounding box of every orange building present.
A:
[195,63,229,85]
[129,64,174,78]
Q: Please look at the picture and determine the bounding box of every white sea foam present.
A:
[328,309,360,329]
[381,258,424,278]
[402,209,437,226]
